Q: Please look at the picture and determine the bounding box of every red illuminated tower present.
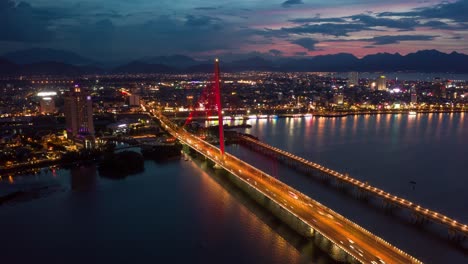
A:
[214,58,225,156]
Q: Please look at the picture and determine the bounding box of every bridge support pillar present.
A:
[382,200,397,212]
[410,212,429,225]
[354,188,369,201]
[448,228,466,242]
[333,178,346,190]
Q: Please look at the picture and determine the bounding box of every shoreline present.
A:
[169,109,467,121]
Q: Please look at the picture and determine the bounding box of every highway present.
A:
[239,135,468,237]
[154,111,422,264]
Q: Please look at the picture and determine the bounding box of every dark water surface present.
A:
[1,113,466,263]
[227,112,467,263]
[0,160,336,264]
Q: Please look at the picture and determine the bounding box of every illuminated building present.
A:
[186,95,194,109]
[40,97,56,114]
[377,76,387,91]
[411,88,417,105]
[334,93,344,105]
[37,91,57,114]
[348,72,359,87]
[129,95,141,106]
[64,86,95,148]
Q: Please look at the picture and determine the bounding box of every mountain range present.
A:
[1,48,468,76]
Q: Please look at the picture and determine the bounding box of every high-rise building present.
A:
[410,88,417,105]
[37,91,57,114]
[348,72,359,87]
[334,93,344,105]
[64,86,94,139]
[129,95,141,106]
[376,76,387,91]
[186,95,194,109]
[40,97,56,114]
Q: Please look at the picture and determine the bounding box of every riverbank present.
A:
[168,109,467,121]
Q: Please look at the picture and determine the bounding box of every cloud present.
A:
[185,15,221,27]
[194,7,218,10]
[0,0,56,42]
[450,35,464,40]
[324,34,437,46]
[269,49,283,56]
[349,14,419,30]
[379,0,468,22]
[294,51,308,56]
[53,14,259,60]
[0,0,465,60]
[289,17,346,24]
[370,35,437,45]
[291,38,318,51]
[282,0,304,8]
[280,23,370,37]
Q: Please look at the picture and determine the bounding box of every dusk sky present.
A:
[1,0,467,60]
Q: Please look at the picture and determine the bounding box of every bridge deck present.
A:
[154,112,422,264]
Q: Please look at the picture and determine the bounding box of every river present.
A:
[0,113,466,263]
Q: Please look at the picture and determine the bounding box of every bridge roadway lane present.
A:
[156,114,422,264]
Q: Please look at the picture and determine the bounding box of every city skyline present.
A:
[1,0,468,60]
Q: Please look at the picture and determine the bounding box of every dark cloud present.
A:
[289,17,346,24]
[370,35,437,45]
[423,20,449,28]
[185,15,221,27]
[93,12,123,19]
[349,14,419,30]
[324,34,437,46]
[53,14,258,60]
[280,23,370,37]
[269,49,283,56]
[282,0,304,8]
[294,51,308,56]
[291,38,318,51]
[421,20,466,30]
[0,0,464,60]
[0,0,15,10]
[379,0,468,22]
[194,7,218,10]
[0,0,56,42]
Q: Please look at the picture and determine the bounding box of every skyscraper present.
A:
[348,72,359,87]
[334,93,344,105]
[411,88,417,105]
[377,76,387,91]
[40,97,56,114]
[129,95,141,106]
[37,91,57,114]
[64,86,94,139]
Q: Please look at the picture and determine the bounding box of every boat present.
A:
[408,111,417,115]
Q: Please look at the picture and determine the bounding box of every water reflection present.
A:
[71,165,97,191]
[232,113,467,263]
